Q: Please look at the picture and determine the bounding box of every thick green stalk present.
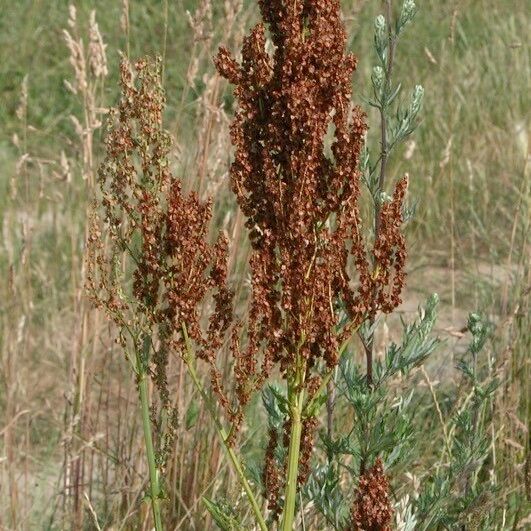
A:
[281,388,305,531]
[136,338,164,531]
[281,357,306,531]
[182,325,267,531]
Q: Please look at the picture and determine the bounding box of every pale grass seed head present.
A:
[120,0,130,35]
[15,75,28,121]
[63,27,87,94]
[88,10,108,79]
[186,0,213,43]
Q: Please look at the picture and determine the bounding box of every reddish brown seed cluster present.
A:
[263,427,282,517]
[350,458,393,531]
[216,0,362,400]
[356,175,409,319]
[298,416,319,484]
[87,57,172,348]
[88,56,232,422]
[215,0,407,464]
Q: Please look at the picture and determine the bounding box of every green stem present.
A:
[302,336,353,419]
[136,337,164,531]
[281,366,306,531]
[182,325,267,531]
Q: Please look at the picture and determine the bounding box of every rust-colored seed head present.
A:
[88,56,233,425]
[371,176,408,315]
[263,427,282,517]
[298,416,319,485]
[351,458,393,531]
[216,0,407,444]
[216,0,366,394]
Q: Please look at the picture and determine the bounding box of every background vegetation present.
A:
[0,0,528,529]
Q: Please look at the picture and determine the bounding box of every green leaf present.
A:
[185,400,200,430]
[375,294,441,384]
[305,391,328,418]
[386,82,402,106]
[263,383,288,426]
[203,497,243,531]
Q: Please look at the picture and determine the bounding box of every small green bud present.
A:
[429,293,440,306]
[467,312,485,336]
[379,191,392,204]
[375,14,386,34]
[403,0,416,15]
[374,15,386,51]
[399,0,417,29]
[372,65,385,90]
[410,85,424,116]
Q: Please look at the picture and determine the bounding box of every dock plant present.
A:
[87,57,235,530]
[214,0,412,528]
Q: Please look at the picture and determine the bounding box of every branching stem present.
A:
[136,336,164,531]
[181,325,267,531]
[376,0,397,221]
[281,357,306,531]
[365,0,398,387]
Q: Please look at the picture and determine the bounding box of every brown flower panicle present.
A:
[88,57,172,347]
[87,57,233,446]
[298,416,319,485]
[350,458,394,531]
[371,176,408,315]
[216,0,362,410]
[215,0,408,483]
[263,427,282,517]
